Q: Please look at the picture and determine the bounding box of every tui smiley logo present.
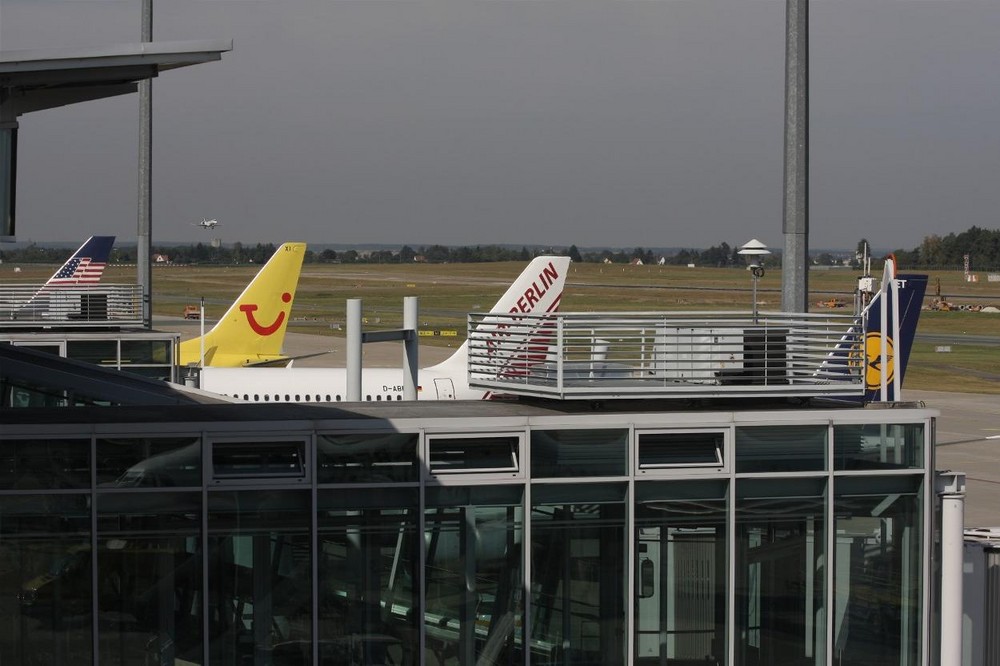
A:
[864,332,895,389]
[239,292,292,336]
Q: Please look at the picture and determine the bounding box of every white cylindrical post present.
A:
[403,296,418,401]
[347,299,362,402]
[199,297,205,369]
[937,472,966,666]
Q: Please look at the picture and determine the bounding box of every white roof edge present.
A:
[0,39,233,68]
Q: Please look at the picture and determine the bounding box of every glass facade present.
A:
[0,412,935,665]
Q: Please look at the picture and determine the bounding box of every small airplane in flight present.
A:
[200,255,570,402]
[193,218,220,230]
[177,242,307,367]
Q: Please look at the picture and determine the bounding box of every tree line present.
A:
[3,227,999,269]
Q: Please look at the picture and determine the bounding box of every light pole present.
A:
[738,239,771,323]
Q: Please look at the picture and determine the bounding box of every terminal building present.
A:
[0,338,957,666]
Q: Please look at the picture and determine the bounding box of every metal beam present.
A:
[781,0,809,313]
[138,0,153,328]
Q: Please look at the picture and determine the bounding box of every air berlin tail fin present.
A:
[430,255,571,380]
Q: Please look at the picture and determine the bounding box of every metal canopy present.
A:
[0,40,233,115]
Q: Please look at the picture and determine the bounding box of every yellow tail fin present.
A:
[178,242,307,367]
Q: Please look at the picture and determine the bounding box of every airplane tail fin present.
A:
[429,255,570,376]
[821,258,927,402]
[44,236,116,286]
[861,263,927,402]
[178,242,307,367]
[10,236,115,318]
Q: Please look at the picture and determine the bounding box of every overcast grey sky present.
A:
[2,0,999,251]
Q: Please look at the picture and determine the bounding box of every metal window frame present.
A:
[423,431,525,482]
[206,436,311,486]
[634,427,729,475]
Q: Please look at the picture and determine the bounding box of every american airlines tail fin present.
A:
[427,255,570,377]
[44,236,116,286]
[9,236,116,319]
[178,242,307,367]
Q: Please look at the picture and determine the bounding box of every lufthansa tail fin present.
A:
[178,242,307,367]
[862,265,927,402]
[427,255,571,376]
[818,258,926,402]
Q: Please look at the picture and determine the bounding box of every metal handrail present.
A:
[0,283,144,328]
[467,310,865,400]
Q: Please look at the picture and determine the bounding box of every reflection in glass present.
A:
[0,438,90,489]
[834,423,925,470]
[317,433,419,483]
[834,476,922,665]
[318,488,420,665]
[531,484,626,665]
[208,490,312,666]
[425,486,524,665]
[736,478,826,666]
[66,339,118,365]
[97,492,202,665]
[97,437,200,487]
[531,429,628,478]
[120,339,172,365]
[0,494,92,665]
[735,425,827,473]
[634,481,727,663]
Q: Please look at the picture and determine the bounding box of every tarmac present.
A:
[161,319,999,528]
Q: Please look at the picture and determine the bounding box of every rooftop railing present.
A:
[467,310,866,400]
[0,284,143,328]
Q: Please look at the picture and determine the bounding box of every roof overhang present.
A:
[0,39,233,116]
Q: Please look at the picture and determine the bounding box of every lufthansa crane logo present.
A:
[239,292,292,336]
[864,332,895,389]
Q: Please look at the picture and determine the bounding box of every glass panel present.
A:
[0,494,92,665]
[97,492,202,665]
[634,481,728,663]
[317,433,418,483]
[736,478,826,666]
[1,127,15,238]
[735,425,827,473]
[318,488,420,665]
[531,483,626,665]
[120,366,174,382]
[834,423,925,470]
[428,436,519,474]
[212,441,306,480]
[66,339,119,365]
[0,438,90,489]
[2,381,69,408]
[120,340,172,365]
[97,437,201,487]
[208,490,312,666]
[530,429,627,478]
[637,431,724,468]
[833,476,922,665]
[424,486,524,665]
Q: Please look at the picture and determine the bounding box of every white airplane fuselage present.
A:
[202,360,480,403]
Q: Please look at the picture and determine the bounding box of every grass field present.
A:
[6,259,1000,393]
